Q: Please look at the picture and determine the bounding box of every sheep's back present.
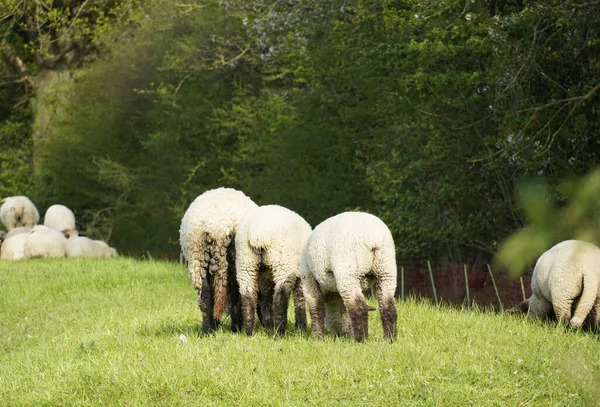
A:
[179,187,257,260]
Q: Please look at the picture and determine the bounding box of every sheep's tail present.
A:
[570,272,600,328]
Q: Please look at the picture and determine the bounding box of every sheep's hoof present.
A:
[569,316,585,329]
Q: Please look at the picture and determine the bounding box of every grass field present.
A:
[1,258,599,406]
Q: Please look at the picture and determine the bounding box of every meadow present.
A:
[1,258,599,406]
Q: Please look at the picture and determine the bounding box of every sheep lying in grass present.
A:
[43,204,79,239]
[301,211,398,343]
[514,239,600,328]
[180,187,258,333]
[235,205,311,335]
[0,233,28,260]
[66,236,117,258]
[0,196,39,230]
[4,226,31,239]
[23,225,68,259]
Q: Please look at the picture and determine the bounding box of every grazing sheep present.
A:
[43,204,79,239]
[4,226,32,239]
[23,225,68,259]
[0,196,39,230]
[235,205,311,335]
[0,233,27,260]
[66,236,117,258]
[301,211,398,343]
[180,187,258,333]
[515,239,600,328]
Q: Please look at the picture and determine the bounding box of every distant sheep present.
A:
[180,187,258,333]
[66,236,117,258]
[0,196,39,230]
[43,204,78,239]
[235,205,311,335]
[515,240,600,328]
[23,225,68,259]
[301,211,398,342]
[0,233,27,260]
[4,226,31,239]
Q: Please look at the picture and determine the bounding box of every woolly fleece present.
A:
[179,187,258,333]
[301,211,398,342]
[23,225,68,259]
[0,196,39,230]
[44,204,79,239]
[66,236,117,258]
[520,239,600,328]
[236,204,311,335]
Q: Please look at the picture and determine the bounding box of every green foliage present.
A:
[496,168,600,276]
[0,86,33,198]
[4,0,600,260]
[1,259,599,405]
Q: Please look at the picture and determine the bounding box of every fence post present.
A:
[487,264,503,312]
[427,261,439,306]
[401,266,405,301]
[463,264,470,310]
[520,276,527,301]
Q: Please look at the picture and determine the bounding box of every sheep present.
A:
[300,211,398,343]
[514,239,600,329]
[43,204,79,239]
[0,233,27,260]
[23,225,68,259]
[180,187,258,333]
[4,226,32,239]
[0,196,39,230]
[66,236,117,258]
[235,204,311,335]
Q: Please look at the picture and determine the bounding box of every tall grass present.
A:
[1,258,599,406]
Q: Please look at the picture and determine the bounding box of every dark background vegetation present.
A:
[2,0,600,267]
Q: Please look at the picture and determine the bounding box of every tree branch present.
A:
[1,43,34,87]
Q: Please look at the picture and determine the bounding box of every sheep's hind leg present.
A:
[324,296,344,336]
[272,281,293,335]
[375,278,397,343]
[293,278,307,330]
[200,279,218,334]
[257,267,275,329]
[339,280,371,342]
[301,271,325,339]
[229,268,243,333]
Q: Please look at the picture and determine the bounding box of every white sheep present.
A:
[23,225,68,259]
[301,211,398,342]
[180,187,258,333]
[43,204,79,239]
[235,204,311,335]
[0,196,40,230]
[4,226,32,239]
[0,233,28,260]
[66,236,117,258]
[515,239,600,328]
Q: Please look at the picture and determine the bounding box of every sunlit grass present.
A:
[1,258,598,406]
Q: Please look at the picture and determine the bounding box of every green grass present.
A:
[1,258,599,406]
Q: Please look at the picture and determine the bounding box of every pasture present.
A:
[0,258,598,406]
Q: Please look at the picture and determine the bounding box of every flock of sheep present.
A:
[180,187,600,342]
[179,187,398,342]
[2,188,598,342]
[0,196,117,260]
